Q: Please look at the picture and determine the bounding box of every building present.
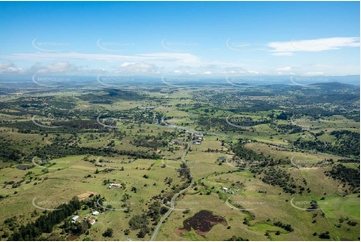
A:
[71,215,79,223]
[171,139,184,145]
[138,106,154,110]
[92,211,99,216]
[108,183,122,188]
[222,187,228,192]
[194,132,203,138]
[195,138,203,142]
[89,219,96,225]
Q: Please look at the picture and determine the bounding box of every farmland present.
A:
[0,81,359,241]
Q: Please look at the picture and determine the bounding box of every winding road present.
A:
[150,115,353,240]
[150,132,194,241]
[150,179,194,241]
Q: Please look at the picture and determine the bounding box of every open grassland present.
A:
[157,167,359,241]
[245,142,337,162]
[0,86,359,241]
[0,155,187,240]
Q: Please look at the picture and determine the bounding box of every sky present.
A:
[0,1,359,79]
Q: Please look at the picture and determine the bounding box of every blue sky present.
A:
[0,1,359,78]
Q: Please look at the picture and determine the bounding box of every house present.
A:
[88,219,96,225]
[92,211,99,216]
[194,132,203,137]
[222,187,228,192]
[196,138,203,142]
[138,106,154,110]
[171,139,184,145]
[218,157,226,162]
[71,215,79,223]
[108,183,122,188]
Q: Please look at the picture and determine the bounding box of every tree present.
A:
[129,215,149,230]
[1,231,9,238]
[137,227,149,238]
[102,228,113,237]
[319,232,330,239]
[309,200,318,210]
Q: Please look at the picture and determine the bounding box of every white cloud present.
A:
[280,64,359,76]
[275,66,292,71]
[1,41,359,76]
[119,62,132,67]
[0,52,201,65]
[29,61,82,74]
[304,71,324,75]
[268,37,360,54]
[0,61,106,75]
[0,61,24,74]
[223,66,248,74]
[0,51,204,75]
[115,62,159,74]
[270,52,293,56]
[137,52,200,64]
[41,62,81,73]
[85,68,108,75]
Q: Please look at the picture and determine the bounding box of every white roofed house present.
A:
[71,215,79,223]
[108,183,122,188]
[92,211,99,216]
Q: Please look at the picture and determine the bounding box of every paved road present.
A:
[150,179,194,241]
[161,118,353,161]
[150,132,194,241]
[150,117,353,240]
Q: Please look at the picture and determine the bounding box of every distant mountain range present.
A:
[0,74,359,87]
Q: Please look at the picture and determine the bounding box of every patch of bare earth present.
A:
[175,210,227,237]
[77,191,97,201]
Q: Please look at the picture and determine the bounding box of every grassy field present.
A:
[0,86,359,241]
